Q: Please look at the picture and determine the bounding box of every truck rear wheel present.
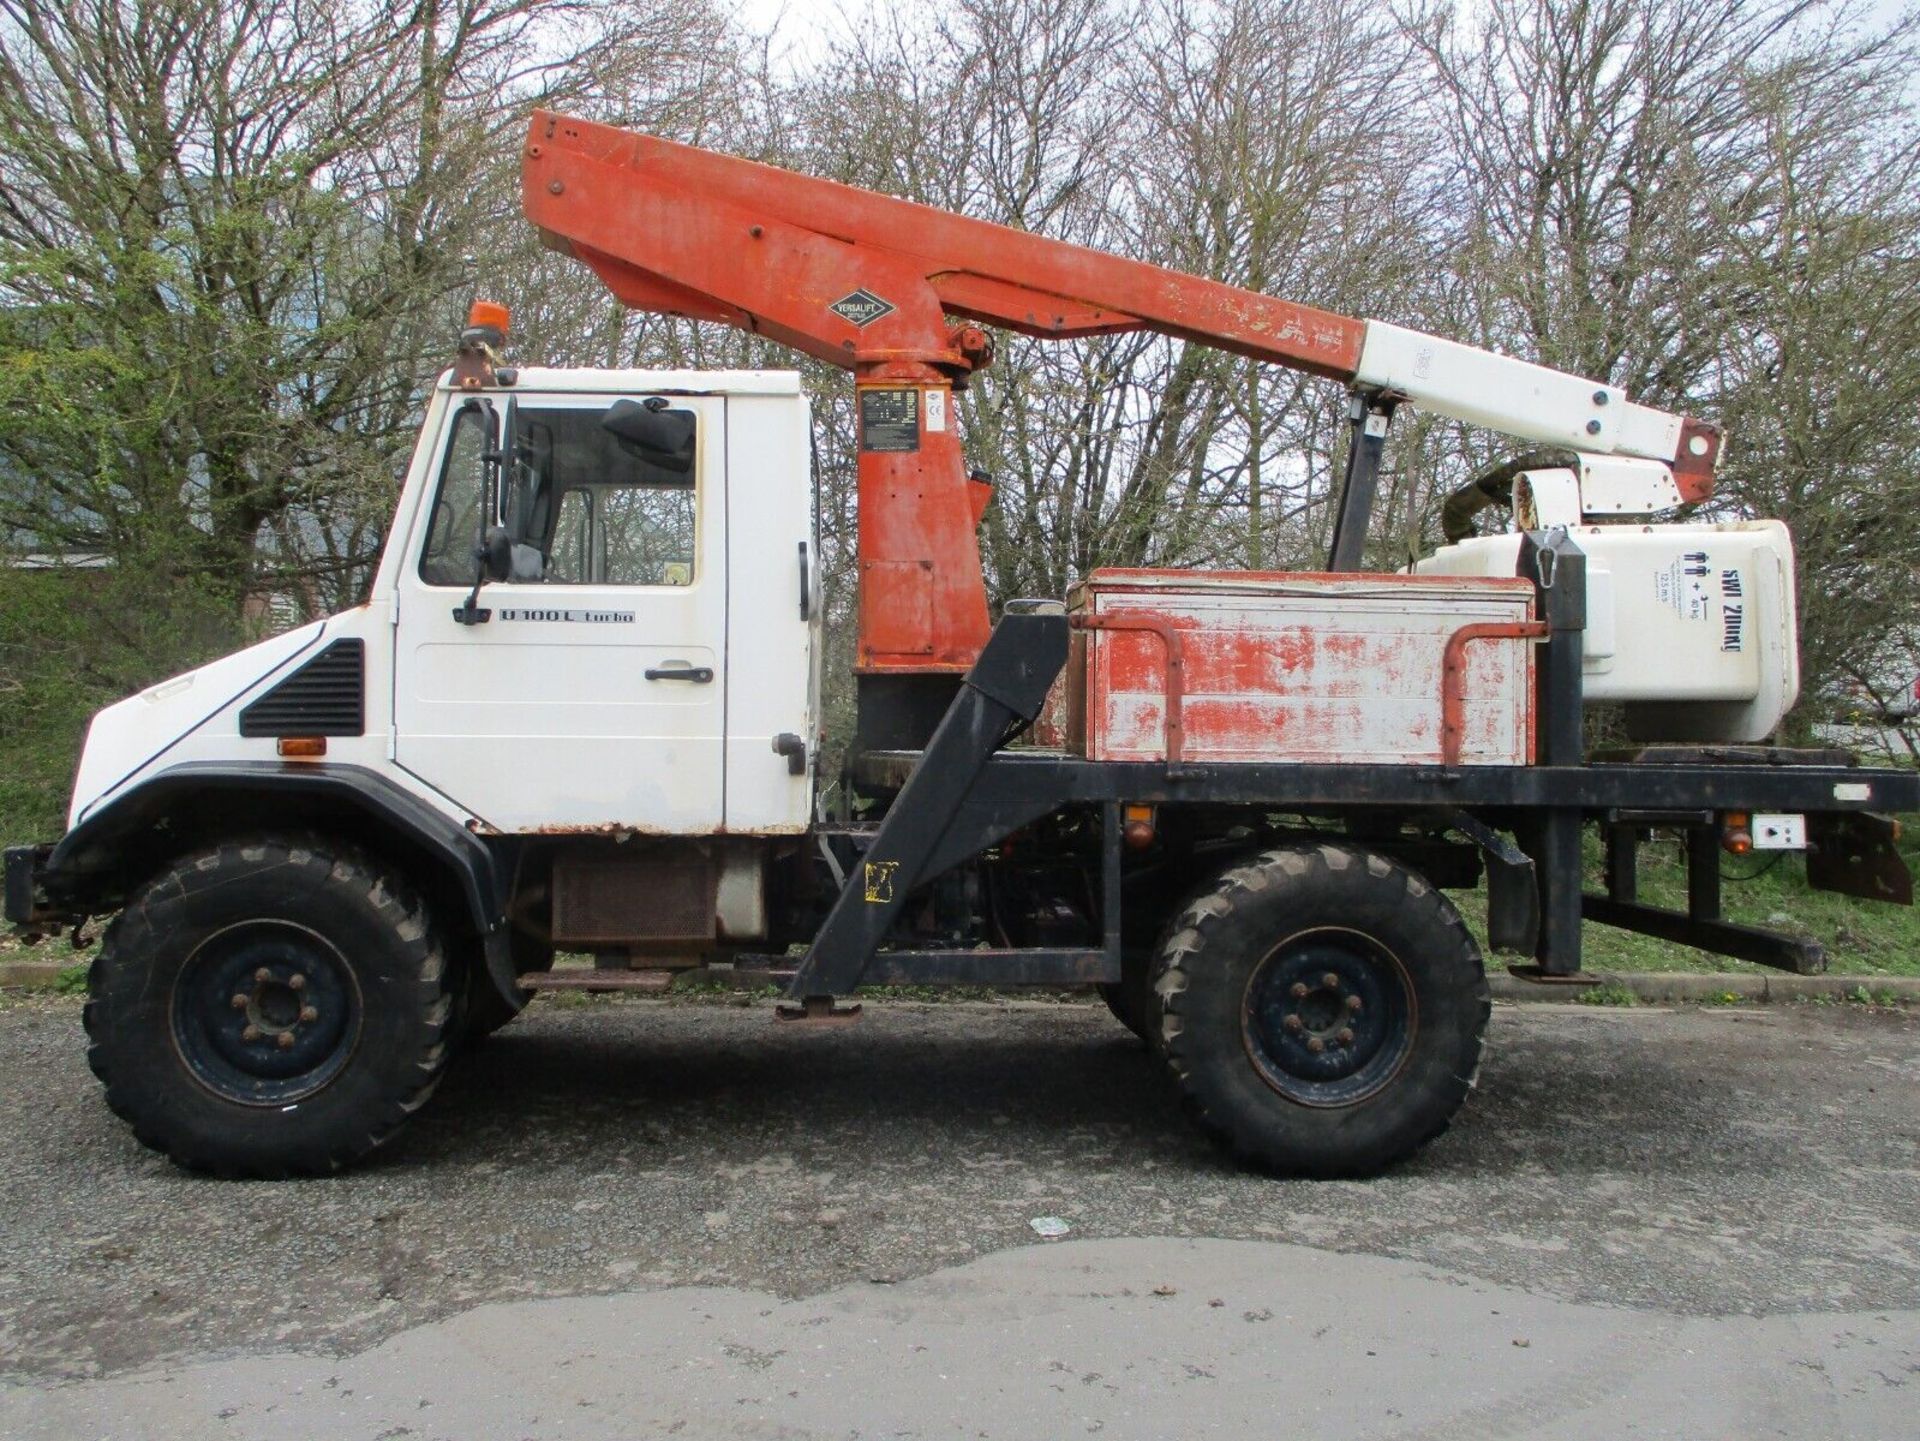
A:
[83,836,452,1177]
[1153,844,1488,1177]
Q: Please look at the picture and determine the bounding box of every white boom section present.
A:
[1355,321,1691,465]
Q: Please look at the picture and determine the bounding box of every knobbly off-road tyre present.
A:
[83,835,452,1178]
[1096,981,1144,1039]
[1152,844,1489,1177]
[1097,947,1158,1043]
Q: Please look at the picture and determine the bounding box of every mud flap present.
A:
[1444,811,1538,955]
[1808,812,1911,905]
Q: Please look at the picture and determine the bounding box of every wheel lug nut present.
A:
[299,1006,318,1023]
[1346,995,1363,1013]
[1283,1014,1303,1032]
[230,993,249,1010]
[254,968,272,984]
[288,973,306,991]
[1322,972,1340,990]
[1337,1027,1355,1046]
[276,1032,295,1050]
[1307,1036,1326,1054]
[242,1025,262,1042]
[1289,982,1308,999]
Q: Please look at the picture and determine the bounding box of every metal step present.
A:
[519,970,676,992]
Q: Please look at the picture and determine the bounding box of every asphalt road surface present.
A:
[1,993,1916,1438]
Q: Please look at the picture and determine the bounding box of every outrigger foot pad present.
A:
[1506,965,1602,986]
[775,995,864,1025]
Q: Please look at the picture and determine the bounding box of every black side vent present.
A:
[239,640,365,738]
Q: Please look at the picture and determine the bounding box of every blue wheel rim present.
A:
[170,920,363,1105]
[1242,928,1416,1108]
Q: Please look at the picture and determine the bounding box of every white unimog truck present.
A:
[8,112,1915,1179]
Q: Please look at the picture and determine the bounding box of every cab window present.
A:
[419,399,698,587]
[419,406,489,587]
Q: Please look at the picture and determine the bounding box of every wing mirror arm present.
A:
[453,398,513,625]
[455,526,512,625]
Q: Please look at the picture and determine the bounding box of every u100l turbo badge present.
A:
[830,289,896,326]
[497,608,635,623]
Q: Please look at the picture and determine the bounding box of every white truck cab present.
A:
[68,369,821,839]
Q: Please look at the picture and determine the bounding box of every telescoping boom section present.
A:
[519,109,1721,688]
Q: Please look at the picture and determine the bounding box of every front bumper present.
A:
[4,845,75,934]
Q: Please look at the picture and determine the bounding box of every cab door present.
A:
[391,392,726,833]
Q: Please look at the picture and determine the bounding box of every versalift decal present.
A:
[497,609,636,624]
[830,288,896,326]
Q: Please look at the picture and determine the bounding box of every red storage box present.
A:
[1065,569,1538,766]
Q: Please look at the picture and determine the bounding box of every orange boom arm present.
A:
[521,110,1718,682]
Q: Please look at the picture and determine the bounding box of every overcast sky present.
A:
[728,0,1917,72]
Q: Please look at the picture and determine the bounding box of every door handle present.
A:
[773,731,808,775]
[645,665,714,683]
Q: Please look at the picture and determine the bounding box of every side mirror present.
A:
[603,398,695,473]
[512,421,556,548]
[480,525,513,581]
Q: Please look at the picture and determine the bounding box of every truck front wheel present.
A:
[83,836,453,1177]
[1153,844,1489,1177]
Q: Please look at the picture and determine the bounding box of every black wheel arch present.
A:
[47,762,520,1005]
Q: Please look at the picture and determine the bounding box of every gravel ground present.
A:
[0,993,1916,1388]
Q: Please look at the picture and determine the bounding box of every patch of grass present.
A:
[523,974,1084,1009]
[668,973,782,1000]
[854,983,1005,1003]
[0,932,90,983]
[531,975,785,1007]
[1455,818,1920,978]
[533,988,620,1009]
[851,984,1089,1004]
[1575,980,1637,1007]
[675,980,783,1004]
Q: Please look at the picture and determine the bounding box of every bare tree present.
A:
[1398,0,1920,722]
[1713,40,1920,728]
[5,0,1914,817]
[0,0,731,616]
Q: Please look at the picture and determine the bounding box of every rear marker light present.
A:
[1123,804,1156,849]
